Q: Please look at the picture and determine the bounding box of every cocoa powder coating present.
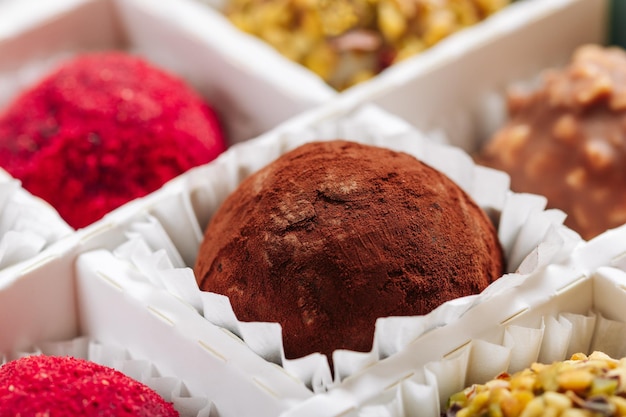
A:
[195,140,504,360]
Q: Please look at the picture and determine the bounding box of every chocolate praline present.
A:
[478,44,626,240]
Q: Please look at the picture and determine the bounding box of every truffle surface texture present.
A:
[0,355,179,416]
[195,140,504,360]
[0,51,226,229]
[478,44,626,240]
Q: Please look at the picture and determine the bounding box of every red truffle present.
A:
[194,140,504,361]
[0,355,179,416]
[0,52,226,229]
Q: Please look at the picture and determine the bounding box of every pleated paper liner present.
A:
[0,170,71,275]
[72,105,582,410]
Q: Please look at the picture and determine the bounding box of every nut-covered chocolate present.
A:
[194,140,504,361]
[478,45,626,240]
[223,0,510,90]
[446,351,626,417]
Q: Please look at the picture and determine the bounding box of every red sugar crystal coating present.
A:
[0,52,226,229]
[0,355,179,416]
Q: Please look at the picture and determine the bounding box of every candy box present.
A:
[68,104,584,416]
[0,0,612,415]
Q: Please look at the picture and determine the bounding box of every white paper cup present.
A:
[0,172,71,275]
[71,104,583,415]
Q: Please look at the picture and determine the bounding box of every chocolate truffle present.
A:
[445,351,626,416]
[478,44,626,240]
[195,140,504,361]
[0,52,226,229]
[0,355,179,416]
[223,0,510,90]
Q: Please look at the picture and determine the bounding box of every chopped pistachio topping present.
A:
[447,352,626,417]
